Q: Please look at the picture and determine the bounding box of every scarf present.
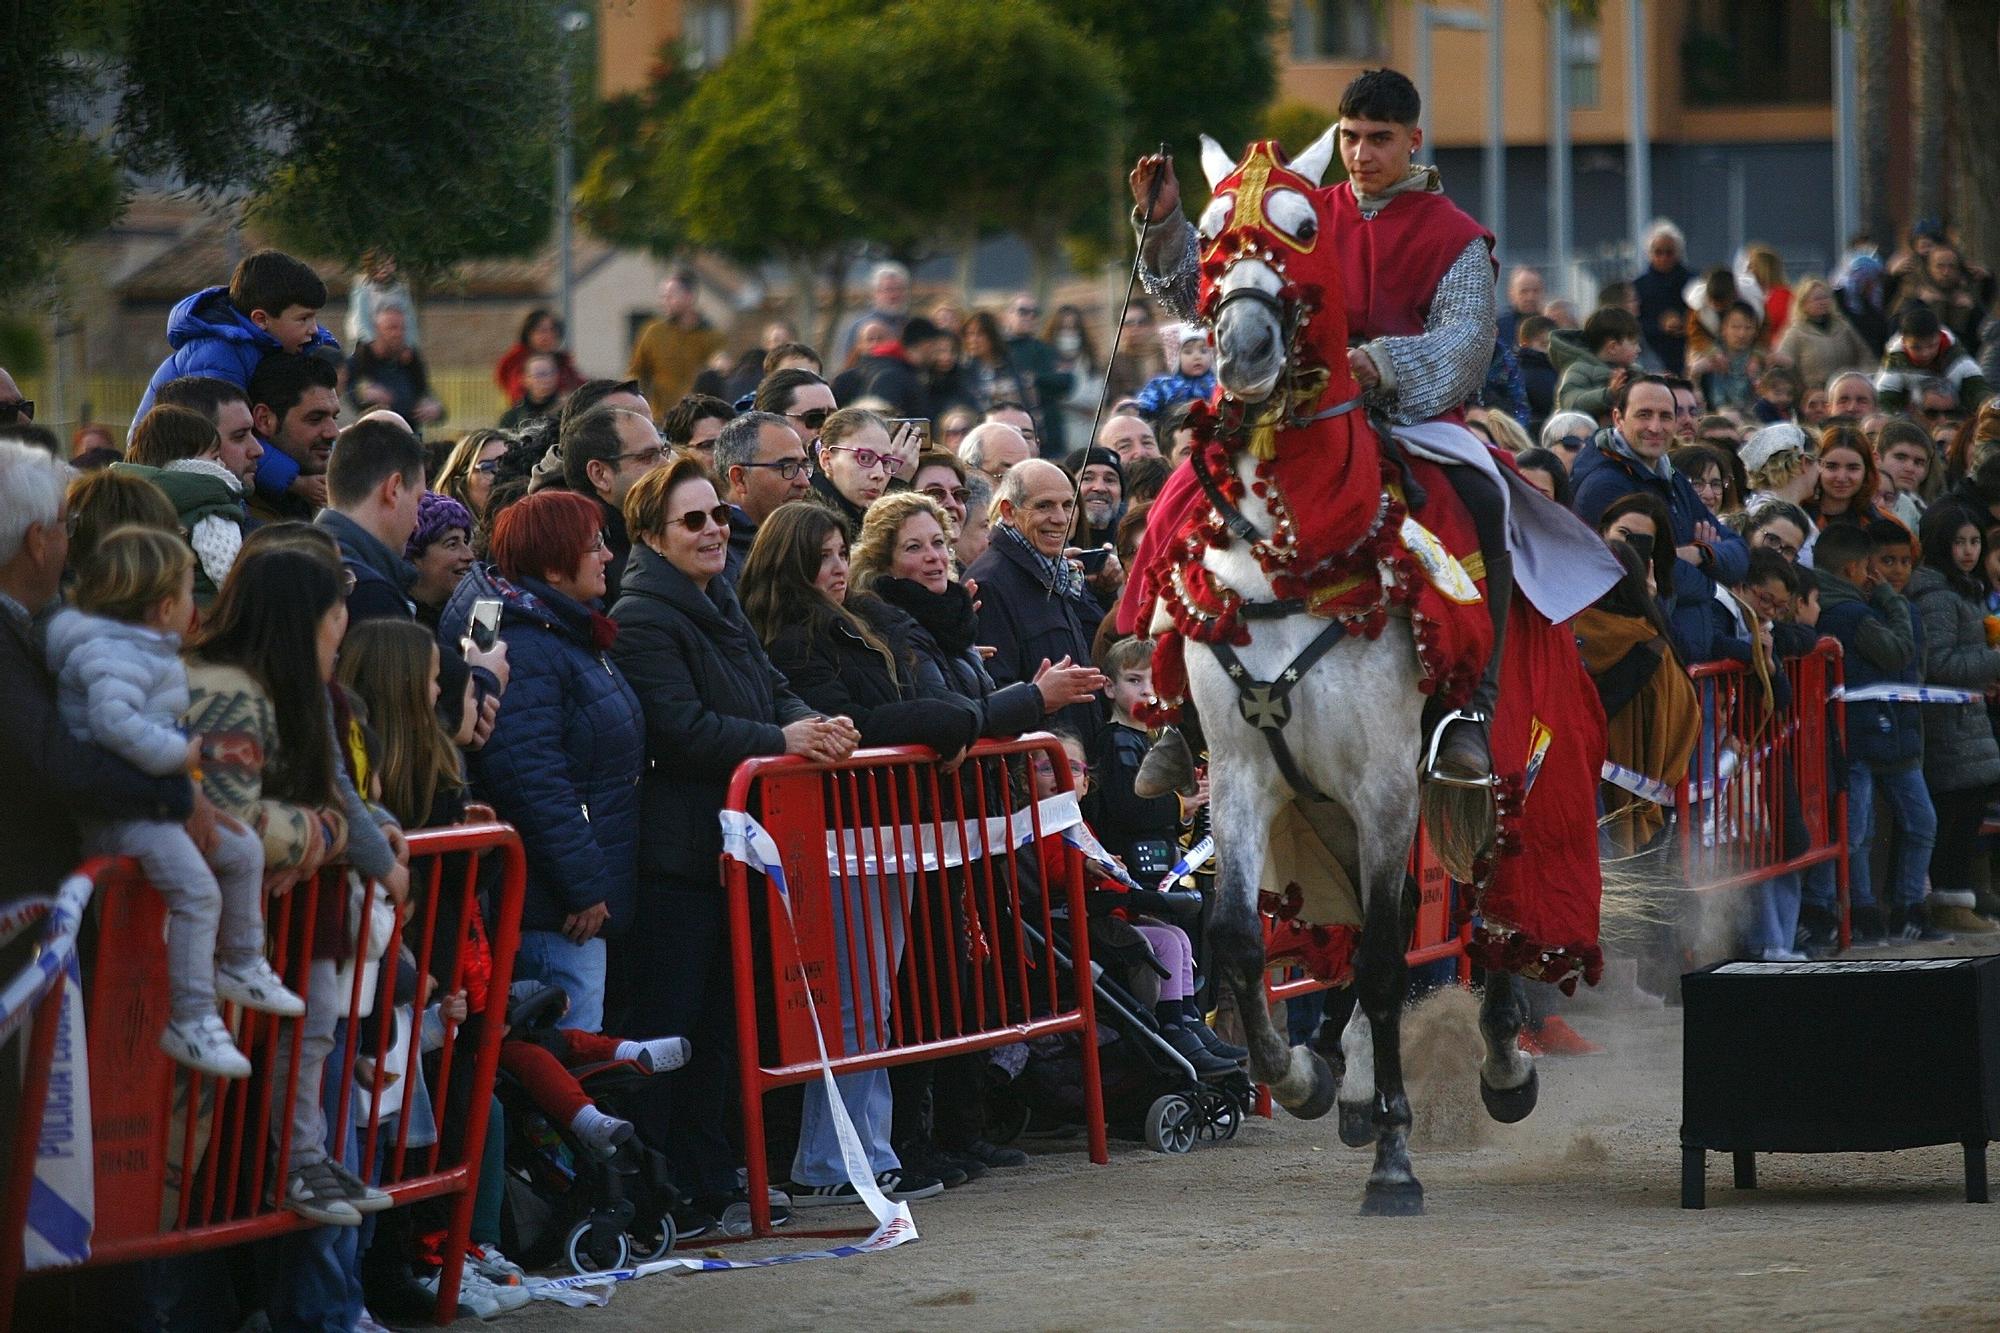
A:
[1574,607,1701,854]
[1354,164,1443,217]
[872,576,978,656]
[996,521,1086,601]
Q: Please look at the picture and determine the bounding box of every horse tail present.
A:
[1593,845,1676,946]
[1421,781,1495,885]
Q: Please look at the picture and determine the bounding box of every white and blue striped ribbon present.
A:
[1834,683,1985,705]
[713,808,917,1264]
[818,792,1087,879]
[1159,835,1216,890]
[0,871,97,1269]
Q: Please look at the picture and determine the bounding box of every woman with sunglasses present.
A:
[607,458,857,1225]
[1538,410,1597,474]
[439,490,644,1037]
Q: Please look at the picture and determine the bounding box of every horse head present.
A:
[1193,129,1355,409]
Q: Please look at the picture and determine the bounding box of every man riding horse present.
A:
[1121,68,1618,806]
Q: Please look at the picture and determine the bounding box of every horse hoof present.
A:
[1282,1048,1338,1122]
[1480,1065,1539,1125]
[1337,1100,1377,1147]
[1359,1178,1425,1217]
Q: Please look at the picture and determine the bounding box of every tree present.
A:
[1852,0,1896,251]
[1911,0,1948,227]
[576,34,868,343]
[1052,0,1275,269]
[1944,0,2000,271]
[1061,0,1276,175]
[0,1,568,300]
[0,1,125,299]
[791,0,1123,292]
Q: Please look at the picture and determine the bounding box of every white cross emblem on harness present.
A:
[1238,683,1290,729]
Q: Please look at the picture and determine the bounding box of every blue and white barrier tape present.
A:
[1159,835,1215,890]
[0,872,98,1270]
[1835,683,1984,705]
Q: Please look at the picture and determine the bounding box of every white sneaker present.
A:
[422,1268,530,1320]
[284,1161,362,1226]
[215,957,307,1017]
[160,1013,253,1079]
[635,1036,692,1073]
[466,1241,527,1287]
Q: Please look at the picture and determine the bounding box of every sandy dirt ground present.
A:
[510,943,2000,1332]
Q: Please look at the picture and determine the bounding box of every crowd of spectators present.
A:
[10,214,2000,1323]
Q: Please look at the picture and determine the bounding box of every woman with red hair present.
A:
[439,489,645,1033]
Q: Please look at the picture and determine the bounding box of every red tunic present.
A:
[1324,182,1493,353]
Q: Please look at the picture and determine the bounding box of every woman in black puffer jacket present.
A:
[609,459,858,1221]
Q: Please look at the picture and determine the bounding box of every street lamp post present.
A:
[556,8,591,338]
[1626,0,1651,266]
[1549,4,1573,304]
[1414,5,1504,255]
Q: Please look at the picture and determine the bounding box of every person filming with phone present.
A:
[440,489,646,1034]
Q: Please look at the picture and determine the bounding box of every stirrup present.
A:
[1424,709,1500,790]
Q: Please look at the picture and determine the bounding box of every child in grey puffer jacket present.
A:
[47,527,303,1079]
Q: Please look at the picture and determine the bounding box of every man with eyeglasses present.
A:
[713,410,810,584]
[563,406,669,602]
[660,392,734,465]
[1004,293,1072,457]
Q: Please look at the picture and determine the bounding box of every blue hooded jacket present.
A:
[131,285,340,498]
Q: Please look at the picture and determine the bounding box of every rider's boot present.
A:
[1425,549,1512,789]
[1134,725,1199,799]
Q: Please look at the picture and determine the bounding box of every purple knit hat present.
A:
[406,491,473,559]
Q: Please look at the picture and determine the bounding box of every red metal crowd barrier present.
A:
[725,735,1108,1238]
[8,822,525,1326]
[1675,639,1851,943]
[0,897,76,1332]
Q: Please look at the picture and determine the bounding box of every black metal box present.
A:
[1679,955,2000,1207]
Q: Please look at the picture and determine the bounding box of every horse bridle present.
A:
[1195,278,1388,803]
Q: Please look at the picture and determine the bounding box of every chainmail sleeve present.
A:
[1133,210,1202,324]
[1361,240,1497,425]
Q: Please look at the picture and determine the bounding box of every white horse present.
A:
[1181,128,1537,1217]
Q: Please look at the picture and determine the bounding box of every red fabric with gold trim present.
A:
[1455,593,1609,993]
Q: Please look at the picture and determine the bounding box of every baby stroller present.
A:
[494,985,687,1275]
[1005,884,1255,1155]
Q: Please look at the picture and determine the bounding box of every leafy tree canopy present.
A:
[1,0,570,298]
[791,0,1124,253]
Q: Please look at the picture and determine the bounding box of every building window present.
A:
[684,1,736,70]
[1290,0,1385,62]
[1681,0,1832,106]
[1566,20,1601,110]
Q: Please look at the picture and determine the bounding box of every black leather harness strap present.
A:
[1206,615,1348,802]
[1192,445,1261,543]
